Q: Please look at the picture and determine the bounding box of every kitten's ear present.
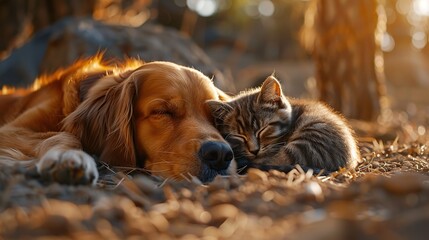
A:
[206,100,233,119]
[257,75,283,104]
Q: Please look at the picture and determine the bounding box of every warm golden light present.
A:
[1,86,15,95]
[187,0,219,17]
[412,31,427,49]
[0,55,141,96]
[258,0,275,17]
[413,0,429,16]
[381,32,395,52]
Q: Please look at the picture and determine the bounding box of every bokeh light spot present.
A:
[187,0,218,17]
[381,32,395,52]
[258,0,275,17]
[413,0,429,16]
[418,126,426,136]
[396,0,410,15]
[412,31,427,49]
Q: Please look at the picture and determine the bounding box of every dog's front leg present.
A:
[36,132,99,185]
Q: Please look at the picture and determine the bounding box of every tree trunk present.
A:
[302,0,388,121]
[0,0,96,54]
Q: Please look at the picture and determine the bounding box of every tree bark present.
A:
[0,0,96,54]
[302,0,388,121]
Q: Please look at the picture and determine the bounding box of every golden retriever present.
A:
[0,56,233,184]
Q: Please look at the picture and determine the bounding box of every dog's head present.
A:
[64,61,233,182]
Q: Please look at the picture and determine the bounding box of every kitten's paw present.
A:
[36,149,99,185]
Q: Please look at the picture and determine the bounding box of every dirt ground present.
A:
[1,118,429,240]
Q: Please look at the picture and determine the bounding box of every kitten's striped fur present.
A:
[207,76,360,173]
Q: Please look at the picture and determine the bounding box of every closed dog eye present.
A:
[150,109,174,121]
[151,109,173,116]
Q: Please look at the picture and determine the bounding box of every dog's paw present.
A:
[36,149,99,185]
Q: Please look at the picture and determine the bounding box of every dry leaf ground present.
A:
[1,113,429,239]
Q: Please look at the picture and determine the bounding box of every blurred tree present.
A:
[0,0,96,54]
[0,0,153,57]
[301,0,388,121]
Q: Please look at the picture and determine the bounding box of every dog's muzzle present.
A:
[198,141,233,171]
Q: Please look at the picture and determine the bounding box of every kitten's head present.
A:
[206,76,292,172]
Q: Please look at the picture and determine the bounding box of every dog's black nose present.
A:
[199,141,233,171]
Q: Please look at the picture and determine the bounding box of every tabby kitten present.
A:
[207,76,360,174]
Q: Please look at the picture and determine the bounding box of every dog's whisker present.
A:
[142,168,171,174]
[145,164,187,169]
[180,173,191,181]
[144,168,188,175]
[144,161,190,167]
[144,159,174,164]
[109,166,147,172]
[182,138,203,143]
[159,173,180,181]
[155,151,181,155]
[143,156,186,165]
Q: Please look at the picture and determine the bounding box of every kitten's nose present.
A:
[199,141,233,171]
[247,140,259,156]
[250,149,259,155]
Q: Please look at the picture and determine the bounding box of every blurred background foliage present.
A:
[1,0,429,130]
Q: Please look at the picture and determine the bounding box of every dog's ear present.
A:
[63,70,139,167]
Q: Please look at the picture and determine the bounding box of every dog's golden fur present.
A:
[0,57,230,184]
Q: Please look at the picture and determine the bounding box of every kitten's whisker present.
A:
[236,165,248,174]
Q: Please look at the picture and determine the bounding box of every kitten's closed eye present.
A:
[226,134,247,142]
[259,122,288,139]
